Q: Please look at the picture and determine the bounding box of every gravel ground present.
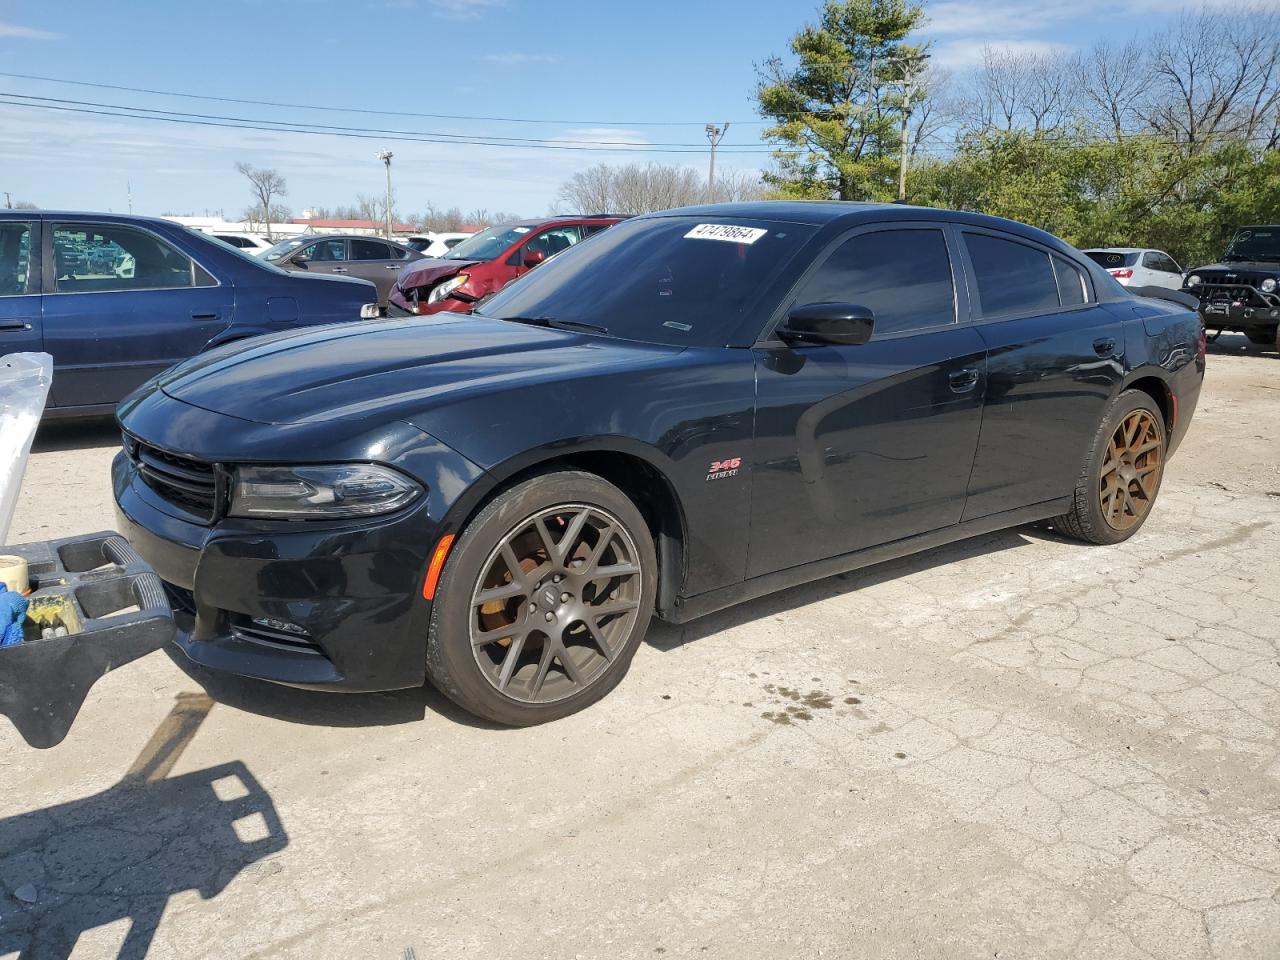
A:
[2,335,1279,959]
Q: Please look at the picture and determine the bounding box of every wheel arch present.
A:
[1120,370,1175,433]
[442,439,690,619]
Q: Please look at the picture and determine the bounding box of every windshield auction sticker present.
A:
[684,223,768,244]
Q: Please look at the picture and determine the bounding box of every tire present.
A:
[425,470,657,726]
[1244,327,1275,346]
[1051,390,1167,545]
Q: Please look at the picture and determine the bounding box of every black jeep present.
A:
[1183,225,1280,349]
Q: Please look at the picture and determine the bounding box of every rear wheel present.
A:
[1052,390,1166,545]
[425,470,656,726]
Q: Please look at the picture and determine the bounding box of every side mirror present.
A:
[292,253,309,266]
[522,249,547,269]
[777,303,874,346]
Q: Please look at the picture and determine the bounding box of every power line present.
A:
[0,96,781,154]
[0,70,772,127]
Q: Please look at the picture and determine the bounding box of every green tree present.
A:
[755,0,928,201]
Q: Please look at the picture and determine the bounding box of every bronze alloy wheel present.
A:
[1099,409,1164,531]
[469,503,643,704]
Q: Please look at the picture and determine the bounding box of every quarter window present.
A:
[1053,255,1087,306]
[964,233,1060,318]
[792,228,955,336]
[52,224,199,293]
[0,222,33,297]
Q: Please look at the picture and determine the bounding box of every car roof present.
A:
[0,210,177,227]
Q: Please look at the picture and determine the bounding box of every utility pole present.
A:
[127,180,133,214]
[3,192,11,210]
[704,122,729,201]
[893,54,928,202]
[377,150,394,239]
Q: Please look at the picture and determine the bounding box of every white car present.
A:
[207,232,275,256]
[401,232,476,258]
[1081,247,1184,289]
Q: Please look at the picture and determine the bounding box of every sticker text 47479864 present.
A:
[684,224,769,245]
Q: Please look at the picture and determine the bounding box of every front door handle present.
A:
[949,368,980,393]
[1093,337,1118,356]
[331,267,348,273]
[0,319,33,331]
[384,264,402,270]
[191,312,219,321]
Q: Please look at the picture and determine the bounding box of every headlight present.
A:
[426,273,469,304]
[229,464,421,519]
[1261,278,1277,293]
[1187,275,1202,287]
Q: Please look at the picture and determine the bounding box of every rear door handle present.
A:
[1093,337,1117,356]
[331,267,348,273]
[384,264,402,270]
[191,312,219,321]
[0,319,33,331]
[949,368,980,393]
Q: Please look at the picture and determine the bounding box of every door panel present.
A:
[0,220,42,360]
[347,239,402,302]
[958,230,1124,519]
[43,222,233,409]
[750,328,988,576]
[288,238,348,280]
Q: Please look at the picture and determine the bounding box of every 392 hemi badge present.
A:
[706,457,742,481]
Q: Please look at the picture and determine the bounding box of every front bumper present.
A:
[113,451,439,692]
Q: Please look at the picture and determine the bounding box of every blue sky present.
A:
[0,0,1237,219]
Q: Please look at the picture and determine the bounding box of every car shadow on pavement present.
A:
[0,692,287,960]
[647,525,1041,652]
[164,649,508,731]
[31,419,122,454]
[1205,332,1279,359]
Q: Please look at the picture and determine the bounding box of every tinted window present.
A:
[1149,252,1179,273]
[481,216,817,347]
[966,233,1060,317]
[53,224,195,293]
[523,226,583,259]
[351,238,392,260]
[0,222,33,297]
[1053,256,1086,305]
[1084,251,1139,269]
[792,229,954,336]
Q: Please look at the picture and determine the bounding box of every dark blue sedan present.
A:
[0,211,377,418]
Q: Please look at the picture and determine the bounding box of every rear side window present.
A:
[0,222,33,296]
[965,233,1060,318]
[52,223,198,293]
[1053,256,1087,306]
[351,239,391,260]
[793,228,955,336]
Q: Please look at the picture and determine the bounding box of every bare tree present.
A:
[1022,52,1077,134]
[559,162,762,214]
[235,162,288,239]
[12,200,37,210]
[557,165,615,214]
[1074,39,1152,140]
[1145,6,1280,150]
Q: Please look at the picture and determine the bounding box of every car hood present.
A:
[156,315,681,426]
[1193,261,1280,275]
[396,257,479,289]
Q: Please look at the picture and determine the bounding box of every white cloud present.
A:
[925,1,1078,36]
[482,52,559,65]
[427,0,506,19]
[0,21,62,39]
[931,38,1076,69]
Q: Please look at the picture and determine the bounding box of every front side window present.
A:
[792,228,955,337]
[512,226,583,265]
[965,233,1061,318]
[0,222,33,297]
[301,239,346,262]
[53,224,196,292]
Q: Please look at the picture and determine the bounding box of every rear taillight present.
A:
[1197,323,1207,361]
[1109,268,1133,280]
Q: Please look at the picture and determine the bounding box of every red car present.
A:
[387,215,620,316]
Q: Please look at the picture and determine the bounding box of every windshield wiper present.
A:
[500,316,609,335]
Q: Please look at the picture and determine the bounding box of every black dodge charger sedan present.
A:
[113,202,1205,725]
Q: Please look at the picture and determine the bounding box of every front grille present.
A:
[126,435,221,522]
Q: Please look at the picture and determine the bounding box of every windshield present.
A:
[478,216,818,347]
[443,223,531,261]
[184,228,288,274]
[1224,227,1280,262]
[262,237,310,261]
[1084,251,1139,268]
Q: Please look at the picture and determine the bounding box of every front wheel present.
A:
[1052,390,1167,545]
[425,470,657,726]
[1244,326,1276,347]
